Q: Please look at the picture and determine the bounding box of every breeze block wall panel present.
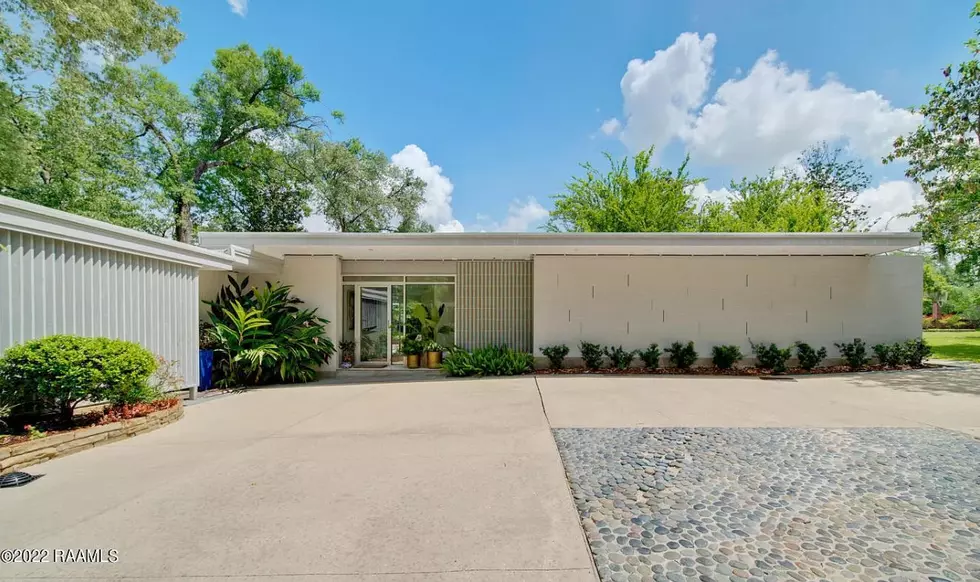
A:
[532,255,922,359]
[456,260,533,352]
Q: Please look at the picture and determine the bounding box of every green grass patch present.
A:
[923,330,980,363]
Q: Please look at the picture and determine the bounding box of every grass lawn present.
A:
[923,330,980,363]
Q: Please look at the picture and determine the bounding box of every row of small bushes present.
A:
[541,338,932,373]
[442,345,534,377]
[0,335,165,428]
[922,314,977,330]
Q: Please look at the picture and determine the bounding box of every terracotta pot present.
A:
[425,350,442,369]
[406,354,420,369]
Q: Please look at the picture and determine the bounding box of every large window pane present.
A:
[405,284,455,348]
[390,284,405,364]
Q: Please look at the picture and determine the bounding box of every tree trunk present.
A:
[174,198,193,243]
[932,301,941,322]
[59,402,75,427]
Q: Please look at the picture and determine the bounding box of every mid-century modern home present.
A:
[1,196,924,384]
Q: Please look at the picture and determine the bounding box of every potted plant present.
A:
[339,340,356,368]
[198,321,220,390]
[402,337,423,369]
[424,340,443,369]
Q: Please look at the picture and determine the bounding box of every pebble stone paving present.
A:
[553,428,980,582]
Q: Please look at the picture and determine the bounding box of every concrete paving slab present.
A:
[0,378,595,581]
[538,366,980,435]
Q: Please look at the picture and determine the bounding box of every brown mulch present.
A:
[0,398,180,447]
[533,364,938,376]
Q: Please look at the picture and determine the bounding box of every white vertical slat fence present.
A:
[0,229,201,387]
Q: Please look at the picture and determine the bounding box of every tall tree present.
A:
[798,142,874,231]
[107,44,338,241]
[698,173,834,233]
[885,2,980,275]
[291,132,433,232]
[547,148,704,232]
[0,0,182,226]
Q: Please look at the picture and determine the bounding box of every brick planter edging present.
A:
[0,402,184,473]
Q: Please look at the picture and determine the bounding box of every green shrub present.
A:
[872,343,904,367]
[665,341,698,369]
[750,340,792,373]
[207,277,336,387]
[442,345,534,377]
[638,343,661,368]
[579,341,604,369]
[794,342,827,371]
[605,345,637,369]
[0,335,157,425]
[902,338,932,366]
[541,344,570,370]
[835,338,869,370]
[711,345,743,369]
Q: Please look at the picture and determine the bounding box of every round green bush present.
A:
[0,335,158,425]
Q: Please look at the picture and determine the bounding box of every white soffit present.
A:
[198,231,922,261]
[0,196,234,269]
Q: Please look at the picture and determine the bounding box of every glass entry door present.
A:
[356,286,389,366]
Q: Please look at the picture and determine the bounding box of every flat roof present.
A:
[198,231,922,261]
[0,196,235,269]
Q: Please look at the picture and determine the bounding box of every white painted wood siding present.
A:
[0,229,201,387]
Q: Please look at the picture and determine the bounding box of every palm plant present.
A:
[409,303,453,345]
[210,301,280,387]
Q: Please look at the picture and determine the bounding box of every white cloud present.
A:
[391,144,463,232]
[857,180,923,232]
[227,0,248,17]
[606,32,717,153]
[599,118,622,136]
[690,183,731,203]
[606,33,922,173]
[473,198,549,232]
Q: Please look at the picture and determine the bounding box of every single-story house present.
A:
[0,196,925,380]
[197,230,924,371]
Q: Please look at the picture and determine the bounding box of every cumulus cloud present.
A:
[856,180,923,232]
[227,0,247,17]
[391,144,464,232]
[604,33,921,173]
[473,198,549,232]
[690,183,731,203]
[599,118,622,136]
[613,32,717,153]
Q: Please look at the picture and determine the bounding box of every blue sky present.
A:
[164,0,976,232]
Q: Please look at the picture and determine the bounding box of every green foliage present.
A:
[0,0,182,230]
[798,142,874,231]
[578,341,605,369]
[339,340,356,364]
[547,148,704,232]
[292,133,433,232]
[698,172,834,233]
[410,303,454,343]
[401,338,424,355]
[794,342,827,371]
[835,338,870,370]
[885,3,980,275]
[541,344,570,370]
[206,276,335,386]
[0,335,157,425]
[665,341,698,369]
[442,345,533,377]
[199,321,220,350]
[605,345,637,370]
[872,343,904,367]
[750,340,792,373]
[638,343,661,368]
[711,345,743,369]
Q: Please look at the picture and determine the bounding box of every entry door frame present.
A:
[353,282,393,366]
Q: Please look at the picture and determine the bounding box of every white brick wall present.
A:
[533,255,922,358]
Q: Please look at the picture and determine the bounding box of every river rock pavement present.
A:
[553,427,980,582]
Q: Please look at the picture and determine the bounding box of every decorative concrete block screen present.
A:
[456,260,533,352]
[0,230,201,387]
[533,255,922,357]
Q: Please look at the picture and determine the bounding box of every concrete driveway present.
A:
[2,363,979,581]
[0,379,595,581]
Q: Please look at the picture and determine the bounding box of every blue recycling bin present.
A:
[199,349,214,391]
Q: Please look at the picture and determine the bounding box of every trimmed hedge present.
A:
[0,335,158,425]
